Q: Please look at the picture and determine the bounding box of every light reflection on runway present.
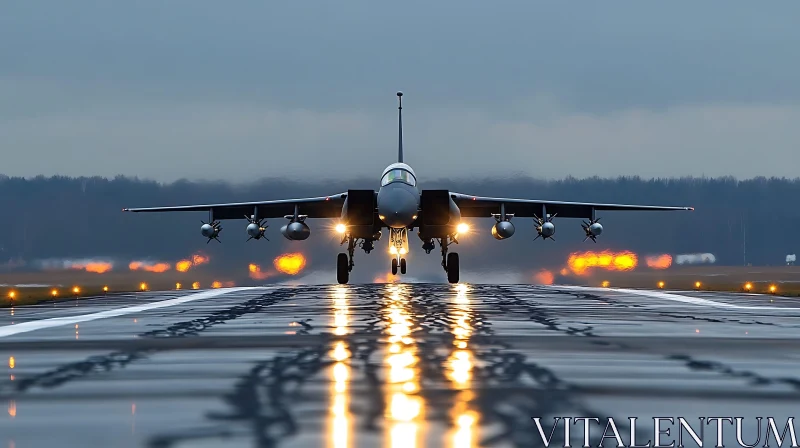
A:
[383,284,425,448]
[447,283,477,448]
[3,284,800,447]
[329,285,352,448]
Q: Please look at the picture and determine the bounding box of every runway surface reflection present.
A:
[1,284,800,447]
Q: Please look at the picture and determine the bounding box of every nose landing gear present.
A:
[392,257,407,275]
[389,228,409,277]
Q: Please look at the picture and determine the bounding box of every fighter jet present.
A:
[123,92,693,284]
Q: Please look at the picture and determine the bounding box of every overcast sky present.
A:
[2,1,799,183]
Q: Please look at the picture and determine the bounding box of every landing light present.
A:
[399,248,407,255]
[456,223,469,234]
[335,223,347,234]
[390,246,398,255]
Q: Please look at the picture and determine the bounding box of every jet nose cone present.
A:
[378,186,418,229]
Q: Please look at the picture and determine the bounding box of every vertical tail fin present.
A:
[397,91,404,163]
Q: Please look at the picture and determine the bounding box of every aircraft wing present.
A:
[449,192,693,219]
[123,193,348,220]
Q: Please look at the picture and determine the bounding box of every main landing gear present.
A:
[337,232,379,284]
[424,234,459,284]
[337,233,357,285]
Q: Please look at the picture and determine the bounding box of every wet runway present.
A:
[2,283,800,447]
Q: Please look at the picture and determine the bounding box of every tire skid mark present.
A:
[0,288,301,397]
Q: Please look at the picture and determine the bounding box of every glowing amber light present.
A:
[8,357,15,369]
[646,254,673,270]
[456,223,469,234]
[51,289,58,297]
[273,253,307,275]
[695,281,702,288]
[770,285,777,293]
[8,291,15,300]
[601,280,610,287]
[176,260,192,272]
[191,282,200,290]
[568,250,638,275]
[335,223,346,234]
[103,286,109,292]
[175,282,182,290]
[211,281,222,289]
[72,286,80,294]
[744,282,753,291]
[534,269,555,285]
[81,262,113,273]
[658,281,665,289]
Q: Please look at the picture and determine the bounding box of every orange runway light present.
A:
[769,284,777,294]
[102,286,109,293]
[694,281,702,289]
[139,283,148,291]
[211,281,222,289]
[744,282,753,292]
[51,289,58,297]
[7,291,15,300]
[191,282,200,290]
[175,282,182,290]
[658,281,665,289]
[72,286,80,294]
[601,280,610,288]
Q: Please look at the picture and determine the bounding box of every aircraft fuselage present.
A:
[376,162,419,229]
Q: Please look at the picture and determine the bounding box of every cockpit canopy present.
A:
[381,168,416,187]
[380,163,417,187]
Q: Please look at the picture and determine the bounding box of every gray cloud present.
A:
[2,1,800,181]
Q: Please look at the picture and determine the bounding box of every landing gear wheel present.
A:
[337,253,349,284]
[391,258,398,275]
[446,252,459,284]
[400,258,407,275]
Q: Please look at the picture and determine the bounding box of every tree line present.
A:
[0,174,797,274]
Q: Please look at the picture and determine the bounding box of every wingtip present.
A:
[688,207,695,211]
